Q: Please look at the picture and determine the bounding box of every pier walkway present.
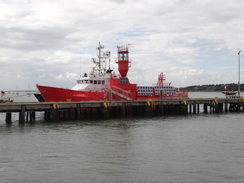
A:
[0,97,243,123]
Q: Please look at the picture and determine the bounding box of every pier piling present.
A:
[6,112,12,123]
[19,105,26,123]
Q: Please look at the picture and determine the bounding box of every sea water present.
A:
[0,92,244,183]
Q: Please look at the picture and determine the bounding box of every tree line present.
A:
[183,83,244,92]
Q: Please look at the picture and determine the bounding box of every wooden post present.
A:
[68,109,71,120]
[161,103,164,115]
[145,106,153,117]
[237,103,241,111]
[31,112,36,122]
[26,112,29,122]
[76,104,81,120]
[44,110,51,121]
[181,104,188,114]
[84,108,87,119]
[225,102,228,112]
[101,108,109,119]
[189,104,192,114]
[204,104,208,113]
[52,109,59,121]
[210,103,213,113]
[121,105,126,118]
[52,104,59,121]
[193,103,196,114]
[219,103,223,112]
[214,104,220,113]
[44,111,48,121]
[61,110,66,120]
[6,112,12,123]
[229,103,233,111]
[19,105,26,123]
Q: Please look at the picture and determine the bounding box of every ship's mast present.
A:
[238,50,241,97]
[156,73,166,86]
[98,43,103,75]
[90,42,111,77]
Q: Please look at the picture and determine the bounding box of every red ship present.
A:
[36,43,188,102]
[222,85,238,96]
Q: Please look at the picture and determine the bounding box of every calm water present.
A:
[1,92,244,183]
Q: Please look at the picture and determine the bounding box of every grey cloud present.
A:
[0,26,76,51]
[1,0,244,89]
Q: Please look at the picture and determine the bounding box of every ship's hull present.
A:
[222,91,238,96]
[37,84,188,102]
[36,85,105,102]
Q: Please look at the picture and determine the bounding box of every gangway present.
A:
[107,86,133,100]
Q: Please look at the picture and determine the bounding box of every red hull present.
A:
[36,85,105,102]
[37,84,188,102]
[222,91,238,96]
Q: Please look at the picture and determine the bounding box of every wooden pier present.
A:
[0,97,244,123]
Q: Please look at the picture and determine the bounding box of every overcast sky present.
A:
[1,0,244,90]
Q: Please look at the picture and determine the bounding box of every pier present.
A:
[0,97,244,124]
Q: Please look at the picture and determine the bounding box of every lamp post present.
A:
[238,50,241,97]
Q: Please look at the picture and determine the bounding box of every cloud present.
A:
[0,0,244,91]
[56,72,79,81]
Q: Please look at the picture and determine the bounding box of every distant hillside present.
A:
[183,83,244,92]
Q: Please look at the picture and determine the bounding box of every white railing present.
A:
[111,86,131,95]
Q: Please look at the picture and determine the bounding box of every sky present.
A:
[1,0,244,90]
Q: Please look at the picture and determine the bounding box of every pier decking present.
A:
[0,97,243,123]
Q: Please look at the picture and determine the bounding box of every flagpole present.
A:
[238,50,241,97]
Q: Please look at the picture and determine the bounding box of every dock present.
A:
[0,97,244,124]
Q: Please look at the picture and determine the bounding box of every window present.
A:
[120,77,128,84]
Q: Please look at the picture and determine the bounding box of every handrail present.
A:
[111,86,130,95]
